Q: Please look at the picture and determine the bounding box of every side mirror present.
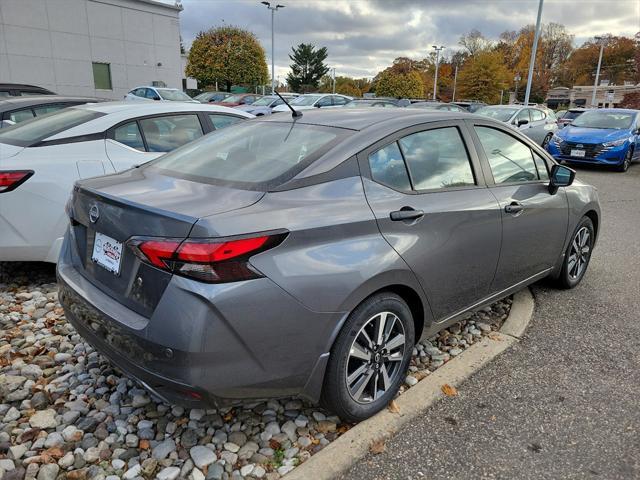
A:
[517,119,529,127]
[549,164,575,194]
[153,97,161,101]
[315,103,322,108]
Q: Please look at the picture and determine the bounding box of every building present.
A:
[546,83,640,109]
[0,0,183,100]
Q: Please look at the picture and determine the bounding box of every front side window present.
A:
[515,109,530,124]
[531,109,545,122]
[475,126,539,184]
[139,115,203,152]
[532,152,550,181]
[399,127,475,190]
[145,89,160,100]
[209,114,243,130]
[317,97,332,107]
[92,63,112,90]
[368,142,411,191]
[332,96,348,106]
[113,121,144,151]
[290,95,322,106]
[8,109,35,124]
[33,104,67,116]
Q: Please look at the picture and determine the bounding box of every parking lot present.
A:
[341,165,640,479]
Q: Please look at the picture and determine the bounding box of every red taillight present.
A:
[129,233,286,283]
[0,170,33,193]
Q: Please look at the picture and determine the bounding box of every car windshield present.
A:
[571,111,635,129]
[222,95,246,103]
[251,96,277,106]
[476,107,519,122]
[290,95,322,106]
[157,89,193,101]
[149,122,348,189]
[345,100,391,108]
[407,103,442,109]
[0,108,103,147]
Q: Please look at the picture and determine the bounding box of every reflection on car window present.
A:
[114,121,145,151]
[8,109,35,123]
[368,142,411,191]
[475,126,539,184]
[140,115,203,152]
[209,114,243,130]
[399,127,475,190]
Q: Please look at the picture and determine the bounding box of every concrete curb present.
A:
[283,288,534,480]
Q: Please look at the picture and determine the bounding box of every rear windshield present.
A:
[0,108,104,146]
[149,121,349,190]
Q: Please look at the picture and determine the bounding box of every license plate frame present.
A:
[570,149,586,158]
[91,232,123,275]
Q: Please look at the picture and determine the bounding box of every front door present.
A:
[360,121,502,321]
[470,122,569,292]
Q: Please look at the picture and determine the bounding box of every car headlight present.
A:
[551,134,564,144]
[603,138,629,147]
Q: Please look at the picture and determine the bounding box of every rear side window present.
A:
[33,104,67,116]
[475,126,539,184]
[150,122,345,189]
[399,127,475,190]
[0,108,103,146]
[139,115,203,152]
[209,114,243,130]
[114,122,144,151]
[8,109,35,123]
[368,142,411,191]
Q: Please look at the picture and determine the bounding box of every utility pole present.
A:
[514,73,521,102]
[523,0,543,105]
[452,65,458,102]
[432,45,445,100]
[261,2,285,94]
[332,68,336,94]
[591,36,606,107]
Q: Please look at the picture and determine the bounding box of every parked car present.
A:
[546,108,640,172]
[212,94,262,107]
[343,99,399,108]
[557,108,588,129]
[555,109,567,120]
[0,83,55,97]
[476,105,558,147]
[57,108,600,422]
[0,95,101,128]
[0,102,252,262]
[451,101,486,112]
[194,92,232,103]
[233,95,290,115]
[407,102,466,111]
[272,93,352,113]
[125,87,198,103]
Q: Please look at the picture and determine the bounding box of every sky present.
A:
[177,0,640,81]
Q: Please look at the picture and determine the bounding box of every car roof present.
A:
[0,95,100,111]
[589,108,638,114]
[73,101,244,115]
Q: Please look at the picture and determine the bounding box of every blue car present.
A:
[546,108,640,172]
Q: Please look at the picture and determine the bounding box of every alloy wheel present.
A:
[567,226,591,280]
[542,134,552,149]
[345,311,406,404]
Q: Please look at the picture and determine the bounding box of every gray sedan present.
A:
[476,105,558,147]
[58,109,600,422]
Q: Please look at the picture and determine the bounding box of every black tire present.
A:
[556,216,595,289]
[321,292,415,422]
[615,148,632,172]
[542,133,552,149]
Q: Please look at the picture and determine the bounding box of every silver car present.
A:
[476,105,558,147]
[58,109,600,422]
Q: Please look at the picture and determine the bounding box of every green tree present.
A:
[457,50,510,103]
[185,26,268,92]
[286,44,330,93]
[375,69,424,98]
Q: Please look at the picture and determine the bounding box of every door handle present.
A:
[390,208,424,221]
[504,202,524,214]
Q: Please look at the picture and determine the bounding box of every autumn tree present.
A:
[457,50,510,103]
[564,36,639,86]
[185,26,268,92]
[286,44,329,93]
[459,29,492,56]
[319,75,368,96]
[375,69,424,98]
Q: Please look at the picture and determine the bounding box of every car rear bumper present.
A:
[57,233,342,406]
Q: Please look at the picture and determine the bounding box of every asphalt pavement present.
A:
[340,164,640,480]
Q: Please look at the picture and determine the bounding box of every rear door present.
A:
[360,120,502,321]
[469,121,568,292]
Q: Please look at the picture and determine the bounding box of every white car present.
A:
[271,94,352,113]
[124,86,198,103]
[0,102,252,262]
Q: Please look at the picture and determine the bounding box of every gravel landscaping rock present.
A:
[0,262,510,479]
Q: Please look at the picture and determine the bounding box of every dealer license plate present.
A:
[91,232,123,275]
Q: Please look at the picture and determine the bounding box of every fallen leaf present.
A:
[441,384,458,397]
[488,332,502,341]
[369,439,386,455]
[43,447,64,459]
[268,439,281,450]
[139,439,150,450]
[388,400,400,414]
[336,424,350,434]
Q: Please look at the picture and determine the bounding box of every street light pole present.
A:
[261,2,285,94]
[523,0,543,106]
[332,68,336,94]
[452,65,458,102]
[432,45,445,100]
[514,73,521,102]
[591,36,605,107]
